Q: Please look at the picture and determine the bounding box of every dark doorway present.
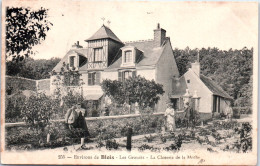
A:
[170,98,179,110]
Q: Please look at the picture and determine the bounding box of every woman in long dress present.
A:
[164,103,176,132]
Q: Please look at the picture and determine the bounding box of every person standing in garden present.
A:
[65,103,90,142]
[104,106,110,116]
[75,103,90,139]
[164,103,176,133]
[184,102,193,129]
[225,103,233,121]
[65,105,78,130]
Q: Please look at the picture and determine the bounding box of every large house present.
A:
[51,23,179,112]
[51,23,232,117]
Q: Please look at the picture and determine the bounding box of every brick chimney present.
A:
[72,41,83,48]
[191,61,200,76]
[154,23,166,47]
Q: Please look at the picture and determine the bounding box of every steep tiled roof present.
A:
[85,25,122,43]
[106,39,168,70]
[200,74,233,99]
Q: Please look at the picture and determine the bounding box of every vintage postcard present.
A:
[1,0,258,165]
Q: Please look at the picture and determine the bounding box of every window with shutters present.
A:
[123,71,132,81]
[118,70,136,81]
[94,48,103,62]
[88,72,101,86]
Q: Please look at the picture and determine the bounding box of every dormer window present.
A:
[68,53,87,70]
[124,51,133,63]
[121,46,137,67]
[69,56,76,68]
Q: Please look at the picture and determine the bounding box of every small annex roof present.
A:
[200,74,233,100]
[171,71,232,100]
[106,38,168,70]
[85,25,122,43]
[52,48,88,73]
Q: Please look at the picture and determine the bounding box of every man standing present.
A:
[184,102,193,129]
[225,103,233,121]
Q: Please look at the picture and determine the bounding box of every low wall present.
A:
[199,112,212,121]
[5,111,212,128]
[37,79,50,91]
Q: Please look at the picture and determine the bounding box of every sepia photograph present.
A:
[1,0,258,165]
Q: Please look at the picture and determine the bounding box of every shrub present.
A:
[212,121,239,130]
[20,93,60,146]
[159,134,167,143]
[105,139,119,150]
[21,93,60,125]
[138,144,153,151]
[233,107,252,115]
[61,90,84,109]
[6,127,34,146]
[234,123,252,153]
[144,134,156,143]
[164,134,183,151]
[101,76,164,110]
[5,92,26,122]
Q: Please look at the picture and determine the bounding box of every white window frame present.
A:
[121,46,136,67]
[68,53,79,70]
[93,47,103,63]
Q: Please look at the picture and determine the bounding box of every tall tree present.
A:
[5,7,53,61]
[174,47,253,108]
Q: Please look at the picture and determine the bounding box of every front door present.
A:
[213,95,220,113]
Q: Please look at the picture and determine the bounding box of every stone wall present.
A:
[37,79,50,91]
[6,76,37,95]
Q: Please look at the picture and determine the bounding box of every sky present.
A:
[3,1,258,60]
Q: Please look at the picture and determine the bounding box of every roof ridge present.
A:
[124,39,153,44]
[85,25,122,43]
